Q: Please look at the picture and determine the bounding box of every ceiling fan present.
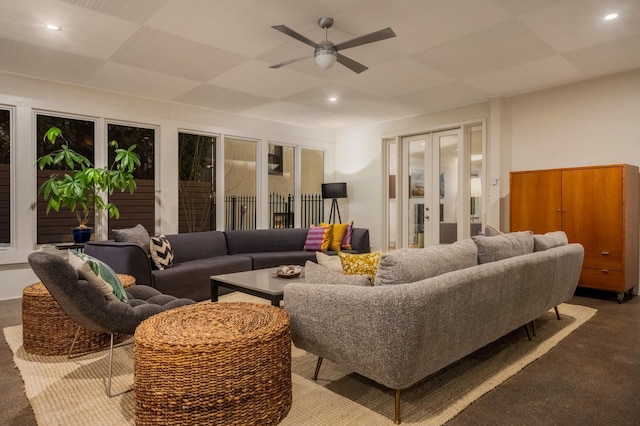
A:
[270,17,396,74]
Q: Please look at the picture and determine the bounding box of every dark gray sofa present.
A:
[85,227,370,301]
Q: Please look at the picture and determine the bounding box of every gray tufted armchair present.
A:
[27,251,196,396]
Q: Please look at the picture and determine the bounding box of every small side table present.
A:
[55,243,85,252]
[22,274,135,356]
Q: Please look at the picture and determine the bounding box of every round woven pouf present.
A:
[22,274,136,356]
[134,302,292,426]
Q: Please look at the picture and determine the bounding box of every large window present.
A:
[224,137,256,230]
[268,143,295,228]
[107,123,155,237]
[300,148,324,227]
[36,114,95,244]
[178,132,216,233]
[0,108,10,246]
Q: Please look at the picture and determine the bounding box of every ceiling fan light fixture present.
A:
[314,48,337,69]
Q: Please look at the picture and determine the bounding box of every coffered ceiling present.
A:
[1,0,639,130]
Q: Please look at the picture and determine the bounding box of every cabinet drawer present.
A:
[582,251,622,270]
[578,268,624,292]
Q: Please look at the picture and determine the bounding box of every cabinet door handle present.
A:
[601,251,610,256]
[601,269,609,274]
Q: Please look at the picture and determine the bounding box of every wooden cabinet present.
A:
[510,165,639,302]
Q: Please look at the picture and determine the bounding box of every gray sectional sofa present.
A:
[283,231,584,424]
[85,227,370,301]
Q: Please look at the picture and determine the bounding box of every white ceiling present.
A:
[1,0,639,130]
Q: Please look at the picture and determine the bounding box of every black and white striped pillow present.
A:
[150,235,174,270]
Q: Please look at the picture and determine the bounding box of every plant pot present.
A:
[71,227,93,244]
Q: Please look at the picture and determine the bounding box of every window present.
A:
[300,148,324,227]
[36,114,95,244]
[178,132,216,233]
[107,123,155,237]
[268,143,294,228]
[224,137,257,230]
[0,108,10,246]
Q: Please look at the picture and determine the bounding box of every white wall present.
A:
[507,68,640,172]
[0,73,334,300]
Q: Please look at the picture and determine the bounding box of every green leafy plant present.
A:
[37,127,141,228]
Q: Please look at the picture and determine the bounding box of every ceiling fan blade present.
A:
[269,55,310,69]
[271,25,319,48]
[334,27,396,51]
[336,53,368,74]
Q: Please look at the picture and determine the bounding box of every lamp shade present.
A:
[322,182,347,199]
[314,50,337,69]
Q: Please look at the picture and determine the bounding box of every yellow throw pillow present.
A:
[321,222,349,252]
[338,251,382,285]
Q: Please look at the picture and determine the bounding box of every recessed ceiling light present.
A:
[45,23,62,31]
[604,13,618,21]
[328,96,337,102]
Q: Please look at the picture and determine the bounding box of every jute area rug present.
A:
[4,293,596,425]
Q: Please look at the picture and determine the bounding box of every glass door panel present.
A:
[436,130,460,244]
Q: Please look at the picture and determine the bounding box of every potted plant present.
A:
[37,127,141,243]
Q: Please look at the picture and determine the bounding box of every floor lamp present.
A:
[322,182,347,224]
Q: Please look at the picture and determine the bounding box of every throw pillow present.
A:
[321,222,349,252]
[484,224,504,236]
[304,225,331,252]
[375,239,478,286]
[534,231,568,252]
[472,231,534,264]
[150,235,174,270]
[68,250,127,302]
[338,251,382,284]
[304,261,371,286]
[316,251,344,273]
[341,221,354,250]
[112,224,151,256]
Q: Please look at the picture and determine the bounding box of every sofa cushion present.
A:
[245,251,317,270]
[316,251,344,273]
[112,224,151,256]
[375,239,478,286]
[68,250,127,302]
[304,261,371,286]
[165,231,228,263]
[150,235,174,270]
[225,228,309,254]
[152,255,252,301]
[304,225,331,252]
[472,231,534,264]
[534,231,568,252]
[338,251,382,283]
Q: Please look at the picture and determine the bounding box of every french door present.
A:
[401,129,461,247]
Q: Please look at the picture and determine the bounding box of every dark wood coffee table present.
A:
[211,268,304,307]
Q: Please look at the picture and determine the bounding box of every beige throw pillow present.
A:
[316,251,344,273]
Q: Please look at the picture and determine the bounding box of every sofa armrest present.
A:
[84,241,153,287]
[350,228,370,253]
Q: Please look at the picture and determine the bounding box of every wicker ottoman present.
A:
[22,274,136,356]
[134,302,292,426]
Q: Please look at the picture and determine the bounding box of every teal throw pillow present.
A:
[71,250,128,302]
